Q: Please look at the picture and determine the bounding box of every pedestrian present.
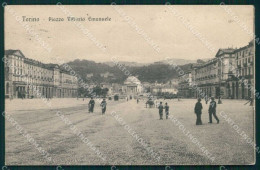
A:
[218,96,222,104]
[158,102,164,120]
[250,97,253,106]
[155,100,158,107]
[100,98,107,115]
[194,98,203,125]
[244,96,253,106]
[148,98,153,108]
[205,96,208,104]
[137,98,139,104]
[164,102,169,119]
[208,97,219,124]
[88,97,95,113]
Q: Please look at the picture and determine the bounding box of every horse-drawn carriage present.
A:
[146,99,155,108]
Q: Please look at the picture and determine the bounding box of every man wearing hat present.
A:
[158,102,164,120]
[164,102,169,119]
[100,98,107,115]
[208,97,219,124]
[194,98,203,125]
[88,97,95,113]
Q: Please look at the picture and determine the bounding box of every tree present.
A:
[197,59,205,64]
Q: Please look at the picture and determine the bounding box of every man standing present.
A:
[194,98,203,125]
[205,96,209,104]
[208,97,219,124]
[244,96,253,106]
[164,102,169,119]
[158,102,164,120]
[88,97,95,113]
[100,98,107,115]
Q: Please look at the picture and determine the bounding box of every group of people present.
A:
[88,97,107,115]
[87,95,220,125]
[157,102,170,120]
[194,97,219,125]
[155,97,220,125]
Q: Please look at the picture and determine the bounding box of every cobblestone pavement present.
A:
[5,98,254,165]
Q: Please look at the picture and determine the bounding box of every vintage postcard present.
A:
[3,4,255,165]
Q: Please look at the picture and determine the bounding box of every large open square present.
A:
[5,98,255,165]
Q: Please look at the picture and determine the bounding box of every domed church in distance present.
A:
[122,76,143,98]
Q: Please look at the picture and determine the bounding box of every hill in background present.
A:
[66,58,200,84]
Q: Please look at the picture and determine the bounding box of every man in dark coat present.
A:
[158,102,164,120]
[208,97,219,124]
[194,98,203,125]
[164,102,169,119]
[88,97,95,113]
[100,98,107,115]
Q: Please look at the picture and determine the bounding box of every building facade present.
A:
[122,76,143,98]
[4,50,78,99]
[193,58,219,98]
[178,41,254,99]
[227,40,254,99]
[177,71,193,98]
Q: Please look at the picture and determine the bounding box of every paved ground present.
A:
[5,98,254,165]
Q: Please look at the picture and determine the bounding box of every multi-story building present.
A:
[4,50,78,99]
[177,71,193,98]
[227,40,254,99]
[193,58,219,98]
[215,48,237,99]
[177,41,254,99]
[151,86,178,94]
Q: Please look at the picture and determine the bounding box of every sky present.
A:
[5,5,254,64]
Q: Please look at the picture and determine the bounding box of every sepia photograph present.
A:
[3,4,256,166]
